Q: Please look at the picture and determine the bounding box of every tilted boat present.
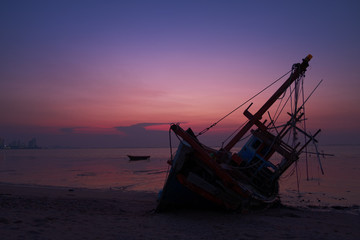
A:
[157,54,321,212]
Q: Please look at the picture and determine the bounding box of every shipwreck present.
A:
[157,54,323,211]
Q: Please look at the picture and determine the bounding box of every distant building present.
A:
[0,137,41,149]
[28,138,39,149]
[8,140,24,149]
[0,137,4,149]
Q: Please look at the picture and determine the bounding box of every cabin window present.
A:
[252,156,261,164]
[251,139,261,150]
[260,145,270,156]
[266,166,275,173]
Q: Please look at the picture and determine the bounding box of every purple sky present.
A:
[1,0,360,148]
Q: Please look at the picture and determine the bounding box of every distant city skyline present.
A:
[1,1,360,148]
[0,136,39,149]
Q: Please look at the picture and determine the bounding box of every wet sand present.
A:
[0,183,359,240]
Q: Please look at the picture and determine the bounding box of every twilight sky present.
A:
[1,0,360,148]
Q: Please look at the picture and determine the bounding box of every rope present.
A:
[164,127,173,181]
[301,78,309,181]
[273,86,296,124]
[168,126,174,163]
[220,120,249,148]
[196,69,293,136]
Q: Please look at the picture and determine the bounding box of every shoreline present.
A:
[1,183,359,239]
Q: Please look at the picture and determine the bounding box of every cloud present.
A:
[115,123,169,135]
[59,127,87,134]
[111,122,173,147]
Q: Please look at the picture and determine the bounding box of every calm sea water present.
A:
[0,145,359,209]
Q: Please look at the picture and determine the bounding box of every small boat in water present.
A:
[157,54,323,212]
[127,155,150,161]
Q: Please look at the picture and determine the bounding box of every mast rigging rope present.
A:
[196,69,293,137]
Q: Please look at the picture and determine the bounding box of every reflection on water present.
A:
[0,148,170,192]
[279,145,360,208]
[0,145,359,208]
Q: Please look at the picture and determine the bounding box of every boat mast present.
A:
[223,54,313,152]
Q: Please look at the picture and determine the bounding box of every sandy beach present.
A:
[0,183,359,240]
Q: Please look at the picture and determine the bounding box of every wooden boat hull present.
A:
[157,142,220,211]
[157,141,279,212]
